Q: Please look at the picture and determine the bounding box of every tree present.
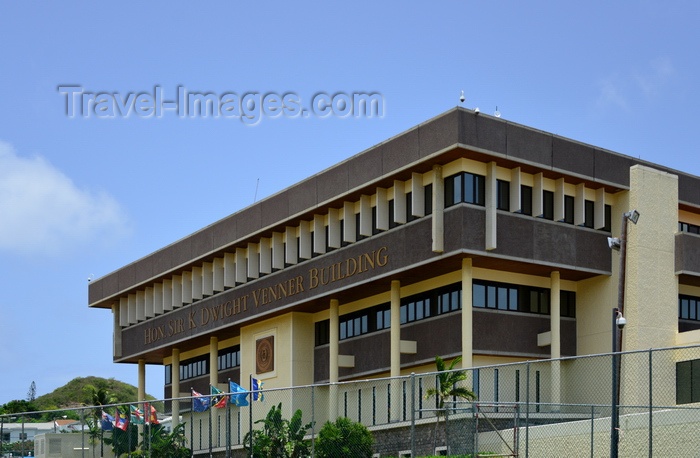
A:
[27,381,36,402]
[84,384,117,458]
[316,417,374,458]
[425,355,476,454]
[243,403,314,458]
[0,399,38,419]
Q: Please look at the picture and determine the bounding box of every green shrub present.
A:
[243,403,313,458]
[316,417,374,458]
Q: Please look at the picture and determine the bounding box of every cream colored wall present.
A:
[623,166,679,406]
[576,275,617,355]
[625,166,679,350]
[240,312,314,390]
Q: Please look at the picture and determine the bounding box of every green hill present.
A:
[33,376,159,411]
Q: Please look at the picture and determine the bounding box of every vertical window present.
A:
[445,174,462,207]
[603,204,612,232]
[560,291,576,318]
[315,320,330,346]
[542,191,554,220]
[388,200,397,229]
[497,286,509,310]
[406,192,416,222]
[340,221,347,247]
[584,200,595,228]
[473,283,485,308]
[497,180,510,211]
[424,184,433,215]
[465,173,485,206]
[564,196,574,224]
[165,365,172,385]
[372,206,380,235]
[521,185,533,215]
[310,230,317,258]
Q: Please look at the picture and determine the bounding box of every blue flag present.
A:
[192,389,210,412]
[229,381,250,407]
[101,411,114,431]
[252,378,264,402]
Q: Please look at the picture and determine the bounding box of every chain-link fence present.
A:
[5,344,700,457]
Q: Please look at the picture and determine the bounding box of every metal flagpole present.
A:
[209,388,213,458]
[226,379,232,458]
[249,374,253,458]
[190,389,194,458]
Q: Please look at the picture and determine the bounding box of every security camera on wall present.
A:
[616,315,627,329]
[608,237,621,251]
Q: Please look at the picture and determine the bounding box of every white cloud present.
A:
[596,75,630,112]
[596,57,675,112]
[635,57,674,97]
[0,141,130,256]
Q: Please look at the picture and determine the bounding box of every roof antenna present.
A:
[253,178,260,203]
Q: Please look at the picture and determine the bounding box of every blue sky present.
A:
[1,1,698,405]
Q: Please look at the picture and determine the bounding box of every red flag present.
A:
[144,402,159,424]
[114,408,129,431]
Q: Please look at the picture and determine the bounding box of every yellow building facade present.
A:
[89,108,700,425]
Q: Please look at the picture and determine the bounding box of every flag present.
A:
[101,411,114,431]
[211,385,228,409]
[192,389,210,412]
[130,405,144,424]
[252,378,264,402]
[144,402,159,424]
[114,408,129,431]
[229,381,249,407]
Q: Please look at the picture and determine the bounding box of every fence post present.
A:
[80,409,85,458]
[311,384,316,458]
[525,362,530,458]
[410,373,416,457]
[590,404,594,458]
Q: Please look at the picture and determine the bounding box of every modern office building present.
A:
[88,107,700,423]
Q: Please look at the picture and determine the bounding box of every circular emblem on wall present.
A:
[256,336,274,374]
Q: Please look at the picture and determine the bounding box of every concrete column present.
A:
[138,359,146,402]
[550,271,561,408]
[329,299,339,383]
[329,299,339,421]
[138,359,146,436]
[390,280,401,422]
[432,165,444,253]
[112,303,122,358]
[390,280,401,377]
[210,336,218,387]
[172,348,180,427]
[461,258,473,368]
[485,162,497,250]
[550,271,561,359]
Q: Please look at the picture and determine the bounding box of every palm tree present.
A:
[84,385,117,458]
[425,355,476,454]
